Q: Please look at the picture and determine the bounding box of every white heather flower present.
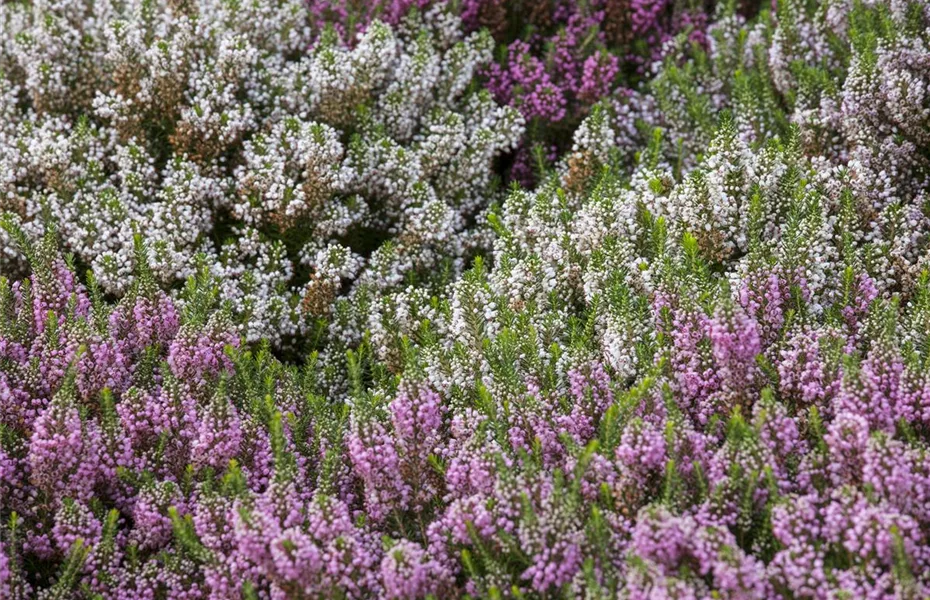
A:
[0,1,522,348]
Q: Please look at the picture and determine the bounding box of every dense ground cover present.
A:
[2,0,930,598]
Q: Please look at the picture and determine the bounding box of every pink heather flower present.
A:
[52,500,103,555]
[109,293,180,352]
[347,414,411,522]
[191,396,243,472]
[167,323,238,388]
[380,540,451,599]
[130,482,184,552]
[28,394,102,505]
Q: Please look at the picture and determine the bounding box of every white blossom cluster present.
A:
[572,0,927,179]
[556,0,930,290]
[0,0,523,346]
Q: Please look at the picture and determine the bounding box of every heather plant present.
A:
[307,0,721,185]
[5,142,930,596]
[0,228,384,598]
[470,0,717,185]
[356,128,930,597]
[0,0,523,348]
[354,0,930,585]
[3,0,930,597]
[578,0,930,185]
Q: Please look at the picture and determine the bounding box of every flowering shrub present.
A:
[577,0,930,189]
[0,0,523,346]
[2,0,930,598]
[308,0,720,184]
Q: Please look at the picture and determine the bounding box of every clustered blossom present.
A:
[0,0,523,347]
[306,0,719,184]
[3,0,930,598]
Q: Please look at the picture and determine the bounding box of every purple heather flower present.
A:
[380,540,451,599]
[28,392,103,505]
[167,321,238,389]
[52,500,102,555]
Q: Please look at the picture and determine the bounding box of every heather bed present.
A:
[2,0,930,598]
